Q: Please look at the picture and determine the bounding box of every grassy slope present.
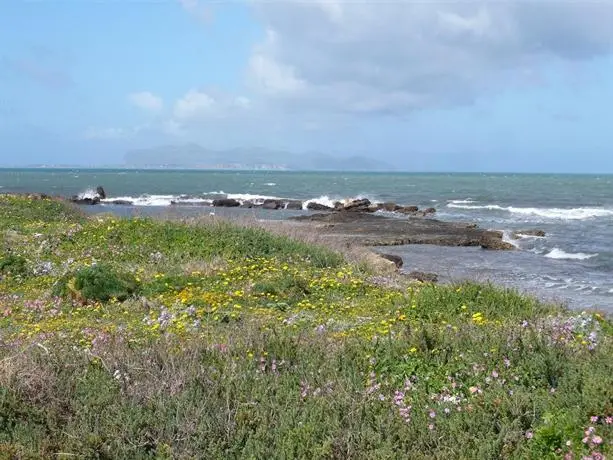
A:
[0,195,611,459]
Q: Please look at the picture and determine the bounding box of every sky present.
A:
[0,0,612,172]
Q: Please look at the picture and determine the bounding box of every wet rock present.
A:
[397,206,419,214]
[212,198,241,207]
[424,207,437,214]
[96,186,106,200]
[285,200,303,210]
[307,202,333,211]
[110,200,133,206]
[378,253,403,268]
[406,271,438,283]
[480,237,516,250]
[71,196,100,205]
[240,200,255,208]
[262,199,283,210]
[342,198,372,212]
[513,229,546,239]
[381,202,401,212]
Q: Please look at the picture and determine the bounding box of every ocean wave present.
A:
[264,182,276,186]
[101,195,209,206]
[447,203,613,220]
[225,193,281,203]
[78,188,100,200]
[302,194,379,210]
[544,248,598,261]
[501,230,521,249]
[448,198,475,204]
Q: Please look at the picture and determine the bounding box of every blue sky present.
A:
[1,0,612,172]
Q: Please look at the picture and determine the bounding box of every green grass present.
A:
[0,194,611,459]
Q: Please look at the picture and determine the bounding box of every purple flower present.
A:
[429,410,436,419]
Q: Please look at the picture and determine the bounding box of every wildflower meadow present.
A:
[0,195,611,458]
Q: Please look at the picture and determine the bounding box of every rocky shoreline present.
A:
[7,188,542,256]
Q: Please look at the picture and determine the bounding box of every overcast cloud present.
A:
[247,1,613,114]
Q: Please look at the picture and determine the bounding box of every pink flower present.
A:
[492,370,499,378]
[525,431,534,439]
[592,435,602,445]
[590,416,599,423]
[605,416,613,425]
[428,424,434,430]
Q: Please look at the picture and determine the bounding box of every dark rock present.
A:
[513,229,546,239]
[397,206,419,214]
[424,207,436,214]
[342,198,372,212]
[96,186,106,200]
[290,212,515,250]
[334,201,345,210]
[240,200,255,208]
[379,253,403,268]
[70,196,100,205]
[368,204,382,212]
[480,237,516,250]
[262,199,283,210]
[307,202,333,211]
[406,271,438,283]
[110,200,133,206]
[212,198,240,207]
[285,200,303,210]
[381,202,401,212]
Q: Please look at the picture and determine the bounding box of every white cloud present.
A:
[128,91,164,112]
[173,89,215,120]
[248,1,613,115]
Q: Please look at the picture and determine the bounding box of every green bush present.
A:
[0,253,28,278]
[53,264,139,302]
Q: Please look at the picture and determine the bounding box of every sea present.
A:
[1,168,612,312]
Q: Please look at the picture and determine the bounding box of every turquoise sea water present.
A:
[1,168,612,311]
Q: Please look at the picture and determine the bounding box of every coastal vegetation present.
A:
[0,194,611,459]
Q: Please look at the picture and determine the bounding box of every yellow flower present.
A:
[409,347,417,353]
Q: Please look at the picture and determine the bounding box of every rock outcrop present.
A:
[212,198,240,207]
[512,229,546,238]
[290,212,515,250]
[307,202,333,211]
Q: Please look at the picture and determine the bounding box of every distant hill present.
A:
[124,145,395,171]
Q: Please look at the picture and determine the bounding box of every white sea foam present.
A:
[264,182,276,186]
[447,203,613,220]
[544,248,598,260]
[101,195,194,206]
[78,188,99,199]
[302,194,379,210]
[448,198,475,205]
[225,193,280,203]
[302,195,339,209]
[501,230,521,248]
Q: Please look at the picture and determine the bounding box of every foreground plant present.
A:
[0,195,611,459]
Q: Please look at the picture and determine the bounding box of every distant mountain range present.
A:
[124,144,395,171]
